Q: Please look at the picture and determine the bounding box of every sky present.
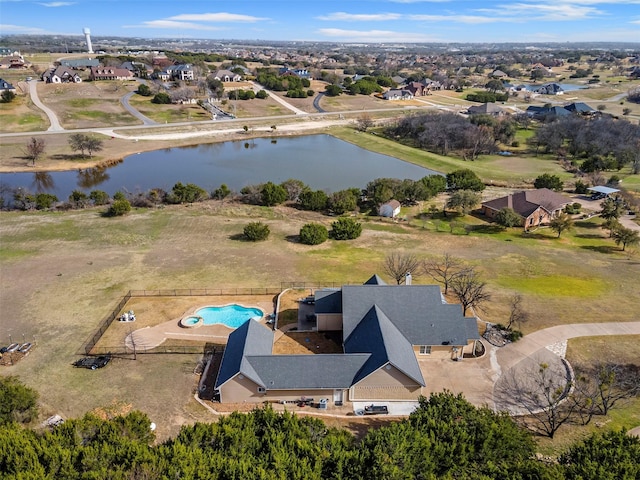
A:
[1,0,639,44]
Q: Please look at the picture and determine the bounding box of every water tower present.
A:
[83,27,93,54]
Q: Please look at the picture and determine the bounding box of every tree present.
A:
[328,189,358,215]
[446,169,485,191]
[449,267,490,316]
[560,430,640,480]
[446,190,481,214]
[549,212,574,238]
[212,184,231,200]
[68,134,103,158]
[1,90,16,103]
[530,69,545,81]
[324,84,342,96]
[279,179,307,202]
[0,376,38,424]
[107,198,131,216]
[383,253,420,285]
[137,84,152,96]
[68,190,89,208]
[260,181,287,206]
[330,217,362,240]
[255,89,268,99]
[299,189,328,212]
[612,227,639,251]
[299,223,328,245]
[506,293,529,330]
[421,253,465,295]
[602,217,622,238]
[151,92,171,104]
[534,173,564,191]
[495,207,523,227]
[89,190,110,205]
[495,362,574,439]
[34,193,58,210]
[599,196,624,221]
[243,222,270,241]
[169,182,208,203]
[356,113,374,132]
[485,79,504,93]
[24,137,45,166]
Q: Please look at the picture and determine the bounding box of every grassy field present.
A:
[0,198,637,443]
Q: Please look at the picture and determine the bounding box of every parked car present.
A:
[73,355,111,370]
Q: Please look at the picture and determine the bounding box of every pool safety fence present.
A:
[79,284,353,356]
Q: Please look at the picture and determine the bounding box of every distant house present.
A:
[153,70,171,81]
[378,200,401,218]
[89,66,133,81]
[526,102,595,119]
[392,75,406,85]
[214,275,480,404]
[481,188,570,229]
[42,66,82,83]
[423,79,443,92]
[0,53,28,69]
[279,67,312,79]
[565,102,596,115]
[467,102,507,116]
[213,69,242,82]
[490,70,508,79]
[169,64,194,81]
[532,83,564,95]
[382,89,413,100]
[405,81,426,97]
[0,78,16,93]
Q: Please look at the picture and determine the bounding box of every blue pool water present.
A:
[195,305,263,328]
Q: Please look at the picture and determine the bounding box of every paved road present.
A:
[28,79,63,132]
[120,80,158,126]
[312,92,326,113]
[250,81,307,115]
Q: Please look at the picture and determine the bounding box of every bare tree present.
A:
[506,293,529,331]
[421,253,465,295]
[356,113,374,132]
[495,361,574,439]
[449,267,490,316]
[383,252,420,285]
[24,137,46,166]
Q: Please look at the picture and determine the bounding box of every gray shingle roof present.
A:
[246,354,370,389]
[345,305,424,386]
[315,289,342,314]
[364,274,387,285]
[214,319,273,389]
[482,188,569,217]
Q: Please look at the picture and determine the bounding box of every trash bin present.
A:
[318,398,328,409]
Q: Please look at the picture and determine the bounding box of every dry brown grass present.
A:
[273,332,342,355]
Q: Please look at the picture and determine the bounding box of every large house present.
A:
[89,66,133,81]
[382,89,413,100]
[214,276,480,404]
[481,188,570,229]
[212,69,242,82]
[42,66,82,83]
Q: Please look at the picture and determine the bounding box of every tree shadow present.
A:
[521,232,554,240]
[50,154,87,161]
[580,245,620,254]
[284,234,300,244]
[575,233,606,239]
[574,220,601,229]
[228,233,249,242]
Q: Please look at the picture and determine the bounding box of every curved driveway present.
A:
[28,79,63,132]
[121,89,158,126]
[250,81,307,115]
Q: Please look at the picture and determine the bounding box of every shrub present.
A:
[328,189,358,215]
[330,217,362,240]
[34,193,58,210]
[113,191,126,201]
[107,198,131,216]
[151,92,171,104]
[507,330,523,342]
[89,190,110,205]
[299,223,328,245]
[137,84,152,96]
[564,202,582,215]
[244,222,270,241]
[299,189,328,211]
[255,89,268,99]
[169,182,208,204]
[1,90,16,103]
[212,184,231,200]
[68,190,89,208]
[534,173,563,191]
[260,182,287,206]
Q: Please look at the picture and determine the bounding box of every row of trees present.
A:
[243,218,362,244]
[2,377,638,479]
[531,115,640,174]
[386,112,503,160]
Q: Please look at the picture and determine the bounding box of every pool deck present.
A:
[125,300,274,351]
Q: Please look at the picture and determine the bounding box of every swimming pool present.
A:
[195,305,264,328]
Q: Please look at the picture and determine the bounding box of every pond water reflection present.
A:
[0,134,440,200]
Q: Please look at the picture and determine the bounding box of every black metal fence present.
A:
[79,283,355,357]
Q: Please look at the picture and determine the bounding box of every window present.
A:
[257,387,266,393]
[419,345,431,355]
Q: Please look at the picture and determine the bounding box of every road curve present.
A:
[312,92,326,113]
[250,81,307,115]
[120,89,158,126]
[28,79,64,132]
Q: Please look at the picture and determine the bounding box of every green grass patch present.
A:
[69,98,98,108]
[362,221,412,234]
[302,242,383,282]
[0,247,34,261]
[495,273,607,297]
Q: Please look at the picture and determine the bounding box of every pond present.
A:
[0,134,440,201]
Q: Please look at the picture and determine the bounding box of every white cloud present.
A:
[476,3,604,20]
[317,12,402,21]
[0,23,47,33]
[409,14,499,24]
[37,2,75,6]
[168,13,269,23]
[318,28,440,42]
[130,20,223,31]
[630,19,640,23]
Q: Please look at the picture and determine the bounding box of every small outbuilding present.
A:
[587,186,620,199]
[378,200,401,218]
